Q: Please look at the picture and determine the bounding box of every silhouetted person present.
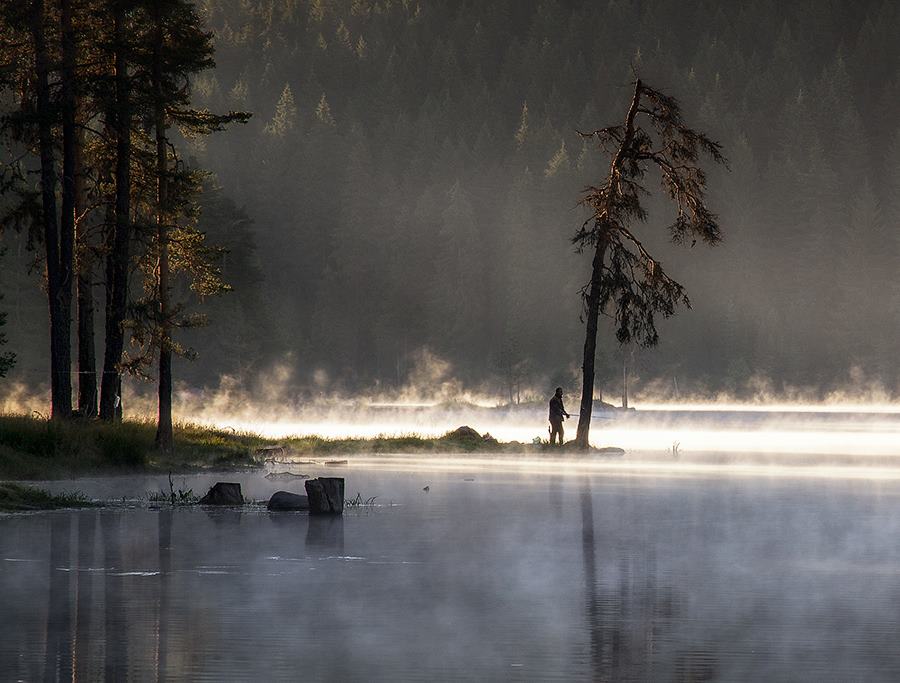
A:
[549,387,570,446]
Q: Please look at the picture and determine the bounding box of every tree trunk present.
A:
[75,124,97,416]
[152,8,174,452]
[59,0,76,362]
[65,0,96,418]
[32,0,72,420]
[99,5,131,422]
[574,80,643,450]
[574,237,608,448]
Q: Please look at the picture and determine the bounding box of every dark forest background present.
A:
[3,0,900,403]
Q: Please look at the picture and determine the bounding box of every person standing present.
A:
[548,387,570,446]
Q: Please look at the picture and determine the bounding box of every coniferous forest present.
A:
[3,0,900,407]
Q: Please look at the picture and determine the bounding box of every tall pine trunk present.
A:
[75,120,97,417]
[32,0,73,419]
[574,80,642,449]
[574,237,607,448]
[99,4,131,422]
[152,8,173,451]
[62,0,96,418]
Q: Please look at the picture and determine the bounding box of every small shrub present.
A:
[148,473,198,504]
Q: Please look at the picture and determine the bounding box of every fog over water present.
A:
[7,464,900,681]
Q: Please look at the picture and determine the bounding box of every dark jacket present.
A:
[549,395,567,422]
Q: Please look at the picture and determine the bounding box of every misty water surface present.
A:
[5,464,900,681]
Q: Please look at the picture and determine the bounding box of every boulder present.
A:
[445,425,481,441]
[267,491,309,511]
[305,477,344,514]
[199,482,243,505]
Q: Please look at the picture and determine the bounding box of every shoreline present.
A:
[0,414,617,481]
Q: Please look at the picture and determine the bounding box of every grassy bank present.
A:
[0,414,266,479]
[0,482,94,511]
[0,415,616,480]
[281,427,521,455]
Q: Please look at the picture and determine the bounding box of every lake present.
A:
[4,457,900,681]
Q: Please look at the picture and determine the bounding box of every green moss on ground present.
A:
[0,482,94,511]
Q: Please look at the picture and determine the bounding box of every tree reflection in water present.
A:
[157,509,172,682]
[580,479,717,682]
[43,514,71,682]
[74,511,97,680]
[306,514,344,550]
[102,511,127,679]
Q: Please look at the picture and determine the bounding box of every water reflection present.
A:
[6,468,900,679]
[306,515,344,550]
[580,479,717,682]
[102,512,127,680]
[580,479,602,677]
[44,514,71,682]
[74,511,97,680]
[157,509,171,682]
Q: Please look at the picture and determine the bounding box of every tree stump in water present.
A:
[267,491,309,511]
[199,482,243,505]
[305,477,344,514]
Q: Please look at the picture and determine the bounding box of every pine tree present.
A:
[514,101,529,147]
[98,0,138,422]
[572,79,726,447]
[315,93,336,126]
[139,0,249,451]
[544,139,569,177]
[264,83,298,136]
[0,0,81,418]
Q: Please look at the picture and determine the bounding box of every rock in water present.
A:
[305,477,344,514]
[199,482,244,505]
[267,491,309,511]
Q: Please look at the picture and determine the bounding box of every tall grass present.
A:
[0,482,94,511]
[0,414,263,479]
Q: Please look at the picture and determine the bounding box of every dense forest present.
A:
[3,0,900,406]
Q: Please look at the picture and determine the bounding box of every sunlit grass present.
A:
[281,429,509,454]
[0,413,264,479]
[0,414,536,480]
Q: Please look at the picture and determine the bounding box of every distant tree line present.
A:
[179,0,899,399]
[0,0,248,446]
[3,0,900,404]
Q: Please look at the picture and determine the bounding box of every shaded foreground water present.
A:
[5,461,900,681]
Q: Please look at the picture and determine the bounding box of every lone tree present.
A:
[572,79,726,448]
